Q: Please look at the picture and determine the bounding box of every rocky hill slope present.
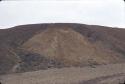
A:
[0,23,125,74]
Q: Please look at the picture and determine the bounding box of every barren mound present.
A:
[0,23,125,74]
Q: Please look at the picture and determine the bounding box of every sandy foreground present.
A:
[0,63,125,84]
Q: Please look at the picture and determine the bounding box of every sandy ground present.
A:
[0,63,125,84]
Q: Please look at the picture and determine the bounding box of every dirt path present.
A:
[0,63,125,84]
[79,73,125,84]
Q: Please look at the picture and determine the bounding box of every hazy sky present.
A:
[0,0,125,29]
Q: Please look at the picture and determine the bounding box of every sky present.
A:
[0,0,125,29]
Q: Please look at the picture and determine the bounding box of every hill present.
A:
[0,23,125,74]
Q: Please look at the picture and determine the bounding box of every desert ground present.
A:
[0,63,125,84]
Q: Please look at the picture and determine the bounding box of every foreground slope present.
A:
[0,23,125,74]
[0,63,125,84]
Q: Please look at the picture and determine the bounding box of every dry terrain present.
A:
[0,23,125,84]
[0,63,125,84]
